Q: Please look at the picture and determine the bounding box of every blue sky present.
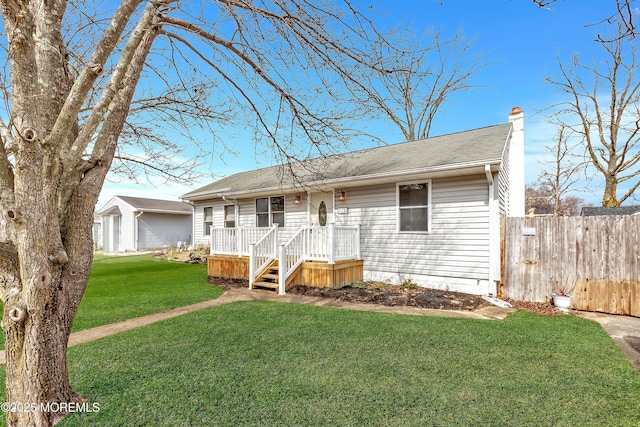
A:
[98,0,622,208]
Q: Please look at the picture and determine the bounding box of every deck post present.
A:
[272,224,279,257]
[355,224,361,259]
[236,227,243,257]
[248,243,255,290]
[328,223,335,264]
[303,226,308,259]
[278,244,286,295]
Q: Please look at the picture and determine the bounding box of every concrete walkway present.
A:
[1,289,638,373]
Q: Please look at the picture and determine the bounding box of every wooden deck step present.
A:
[261,273,279,280]
[253,281,279,290]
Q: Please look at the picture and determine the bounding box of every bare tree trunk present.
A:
[603,176,621,207]
[0,1,156,424]
[1,164,98,426]
[4,298,78,426]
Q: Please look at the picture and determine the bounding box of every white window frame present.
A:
[256,196,285,227]
[396,180,432,234]
[203,206,213,236]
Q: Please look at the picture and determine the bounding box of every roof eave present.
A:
[133,209,192,215]
[183,158,503,201]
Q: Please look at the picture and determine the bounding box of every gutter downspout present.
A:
[485,164,498,296]
[135,211,144,251]
[222,195,240,230]
[183,200,195,247]
[222,195,240,223]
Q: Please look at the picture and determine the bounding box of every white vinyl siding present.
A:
[193,202,225,245]
[194,175,492,294]
[100,198,135,252]
[334,176,491,294]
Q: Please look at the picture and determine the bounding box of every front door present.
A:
[309,192,334,226]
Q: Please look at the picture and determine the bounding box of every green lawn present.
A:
[0,257,638,425]
[39,301,640,426]
[72,254,222,331]
[0,254,222,348]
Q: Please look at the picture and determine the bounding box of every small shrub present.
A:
[399,278,418,291]
[189,244,210,262]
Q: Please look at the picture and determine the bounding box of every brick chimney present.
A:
[508,107,525,217]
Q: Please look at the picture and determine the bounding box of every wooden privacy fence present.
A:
[502,215,640,316]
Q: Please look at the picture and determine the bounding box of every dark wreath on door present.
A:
[318,200,327,226]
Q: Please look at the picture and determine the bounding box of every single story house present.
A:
[182,108,525,296]
[96,195,193,252]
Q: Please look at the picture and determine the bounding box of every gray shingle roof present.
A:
[98,205,121,216]
[581,206,640,216]
[116,196,192,213]
[183,123,512,199]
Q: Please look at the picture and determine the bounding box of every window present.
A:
[256,198,269,227]
[271,196,285,226]
[398,182,430,232]
[224,205,236,228]
[203,207,213,236]
[256,196,285,227]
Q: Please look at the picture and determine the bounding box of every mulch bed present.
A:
[209,277,565,315]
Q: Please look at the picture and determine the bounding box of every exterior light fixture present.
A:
[338,190,347,201]
[294,194,301,204]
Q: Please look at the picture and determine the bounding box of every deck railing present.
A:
[210,226,273,256]
[303,225,361,262]
[278,224,361,294]
[278,227,307,295]
[211,224,361,294]
[210,227,237,254]
[249,225,278,290]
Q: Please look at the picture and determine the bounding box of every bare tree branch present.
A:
[547,21,640,206]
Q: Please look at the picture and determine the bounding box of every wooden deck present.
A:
[207,255,363,290]
[207,255,250,279]
[288,259,364,290]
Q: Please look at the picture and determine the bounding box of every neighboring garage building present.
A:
[96,195,193,252]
